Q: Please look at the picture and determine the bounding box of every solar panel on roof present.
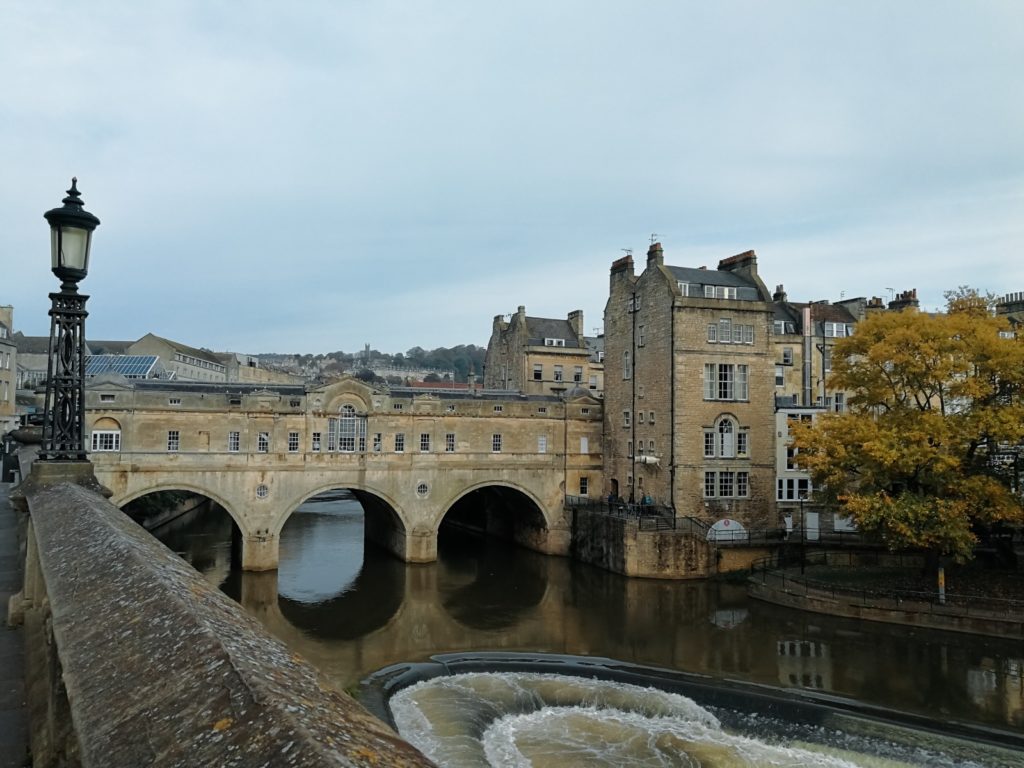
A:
[85,355,159,378]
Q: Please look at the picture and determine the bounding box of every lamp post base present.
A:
[14,461,112,501]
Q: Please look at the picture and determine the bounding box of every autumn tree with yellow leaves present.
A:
[790,291,1024,563]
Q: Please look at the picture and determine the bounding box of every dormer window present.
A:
[544,338,566,347]
[704,285,738,300]
[824,322,855,338]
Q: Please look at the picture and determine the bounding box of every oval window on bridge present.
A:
[256,484,269,499]
[416,482,429,498]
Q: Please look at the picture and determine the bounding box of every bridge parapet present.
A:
[14,480,433,767]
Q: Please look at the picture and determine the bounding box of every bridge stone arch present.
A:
[437,480,563,556]
[276,482,409,537]
[114,483,245,535]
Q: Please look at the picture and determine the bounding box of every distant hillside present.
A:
[258,344,487,384]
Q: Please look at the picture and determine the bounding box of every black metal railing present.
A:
[750,551,1024,619]
[565,495,711,534]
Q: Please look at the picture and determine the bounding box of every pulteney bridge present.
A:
[84,375,603,570]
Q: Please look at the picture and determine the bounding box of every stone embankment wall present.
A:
[571,509,713,579]
[14,481,434,768]
[749,577,1024,639]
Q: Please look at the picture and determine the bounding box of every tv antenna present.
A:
[621,248,632,256]
[650,233,660,245]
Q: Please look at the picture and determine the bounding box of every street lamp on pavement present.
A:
[39,178,100,462]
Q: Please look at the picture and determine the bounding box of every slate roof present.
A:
[667,266,755,288]
[524,317,582,347]
[145,334,224,367]
[88,339,133,355]
[10,332,50,354]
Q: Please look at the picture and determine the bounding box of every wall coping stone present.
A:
[25,482,434,767]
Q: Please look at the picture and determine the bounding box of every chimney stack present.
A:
[646,241,664,268]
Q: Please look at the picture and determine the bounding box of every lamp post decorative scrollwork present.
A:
[39,178,100,462]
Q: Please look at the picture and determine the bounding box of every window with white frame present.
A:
[553,365,564,382]
[703,363,749,400]
[581,407,590,415]
[311,431,321,451]
[776,365,785,387]
[228,431,240,452]
[167,431,180,452]
[493,405,503,413]
[833,392,845,412]
[394,433,405,452]
[533,364,543,380]
[91,430,121,452]
[288,431,299,452]
[335,404,366,452]
[589,374,598,389]
[257,432,270,452]
[824,322,854,338]
[373,433,382,451]
[623,351,631,379]
[704,285,738,300]
[777,477,811,500]
[420,433,431,452]
[707,323,717,343]
[441,433,453,452]
[393,403,404,411]
[704,417,749,459]
[704,470,749,498]
[623,410,631,427]
[782,347,793,365]
[579,477,589,496]
[544,338,566,347]
[822,347,832,372]
[168,398,181,405]
[492,434,502,452]
[538,435,547,453]
[573,366,583,383]
[637,326,645,347]
[537,406,547,414]
[774,320,796,335]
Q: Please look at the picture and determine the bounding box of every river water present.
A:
[155,492,1024,766]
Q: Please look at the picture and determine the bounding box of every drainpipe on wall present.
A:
[802,306,813,407]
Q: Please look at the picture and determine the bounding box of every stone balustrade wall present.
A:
[15,479,434,768]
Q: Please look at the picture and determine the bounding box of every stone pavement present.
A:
[0,482,28,767]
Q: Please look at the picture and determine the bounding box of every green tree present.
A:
[791,297,1024,562]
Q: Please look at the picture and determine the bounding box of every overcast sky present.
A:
[2,1,1021,355]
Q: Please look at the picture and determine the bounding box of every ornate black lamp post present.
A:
[38,178,100,462]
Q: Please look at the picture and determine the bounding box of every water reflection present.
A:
[157,494,1024,734]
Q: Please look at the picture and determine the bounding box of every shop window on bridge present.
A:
[288,431,299,453]
[257,432,270,453]
[228,431,240,452]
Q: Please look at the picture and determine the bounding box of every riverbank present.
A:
[749,564,1024,639]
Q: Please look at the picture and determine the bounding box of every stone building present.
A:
[483,306,603,396]
[128,333,228,382]
[603,243,777,528]
[770,286,918,534]
[0,306,16,435]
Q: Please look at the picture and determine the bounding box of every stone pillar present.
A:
[403,528,437,563]
[241,531,279,571]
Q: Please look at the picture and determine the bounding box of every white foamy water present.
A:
[389,672,1008,768]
